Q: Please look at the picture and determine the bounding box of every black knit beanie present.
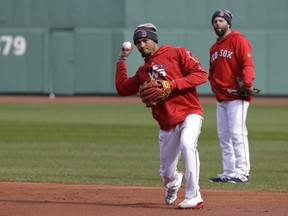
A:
[133,23,158,45]
[211,9,233,27]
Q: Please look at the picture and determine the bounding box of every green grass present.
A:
[199,105,288,192]
[0,103,287,192]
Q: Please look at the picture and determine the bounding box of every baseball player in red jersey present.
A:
[115,23,207,209]
[208,10,256,183]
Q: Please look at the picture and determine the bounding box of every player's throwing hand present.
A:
[118,41,133,61]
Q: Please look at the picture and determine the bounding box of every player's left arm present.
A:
[170,48,208,91]
[235,35,255,88]
[234,36,261,96]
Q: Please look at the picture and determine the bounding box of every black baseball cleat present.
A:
[228,174,249,183]
[209,174,231,183]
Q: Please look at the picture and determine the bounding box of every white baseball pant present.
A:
[217,100,250,177]
[158,114,202,199]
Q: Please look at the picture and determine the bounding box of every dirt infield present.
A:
[0,95,287,216]
[0,182,287,216]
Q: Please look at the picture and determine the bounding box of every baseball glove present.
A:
[139,79,171,107]
[236,77,261,96]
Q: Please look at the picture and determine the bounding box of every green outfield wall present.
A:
[0,0,287,95]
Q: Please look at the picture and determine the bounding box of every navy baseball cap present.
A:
[211,9,234,26]
[133,23,158,45]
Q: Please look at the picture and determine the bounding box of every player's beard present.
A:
[214,25,229,37]
[140,47,152,58]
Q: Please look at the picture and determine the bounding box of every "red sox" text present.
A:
[211,49,233,63]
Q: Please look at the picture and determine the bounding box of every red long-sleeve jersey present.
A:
[209,30,255,102]
[115,44,207,130]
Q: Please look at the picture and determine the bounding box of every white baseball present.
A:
[49,93,55,99]
[122,41,132,50]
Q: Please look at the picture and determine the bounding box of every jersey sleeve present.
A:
[173,47,208,90]
[234,35,255,87]
[115,61,141,96]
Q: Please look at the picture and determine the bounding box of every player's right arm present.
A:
[115,42,141,96]
[115,61,141,96]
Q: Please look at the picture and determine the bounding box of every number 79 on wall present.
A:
[0,35,27,56]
